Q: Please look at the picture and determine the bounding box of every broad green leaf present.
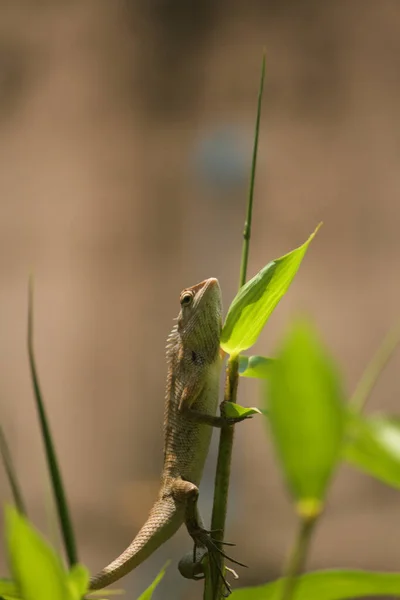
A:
[67,564,89,599]
[0,580,19,598]
[223,402,261,419]
[136,562,169,600]
[266,321,345,511]
[344,414,400,489]
[5,506,70,600]
[230,569,400,599]
[221,224,321,356]
[238,355,274,378]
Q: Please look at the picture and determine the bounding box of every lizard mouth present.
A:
[191,277,219,306]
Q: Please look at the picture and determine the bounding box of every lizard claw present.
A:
[188,527,247,596]
[196,527,236,546]
[191,527,247,568]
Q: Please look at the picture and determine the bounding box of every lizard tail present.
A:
[89,498,183,590]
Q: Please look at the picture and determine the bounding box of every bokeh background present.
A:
[1,1,400,598]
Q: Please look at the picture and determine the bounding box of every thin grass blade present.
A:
[0,425,27,515]
[27,276,78,567]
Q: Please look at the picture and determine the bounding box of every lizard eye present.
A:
[180,292,193,306]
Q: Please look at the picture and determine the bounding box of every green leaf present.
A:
[266,321,345,512]
[238,355,274,378]
[344,414,400,489]
[223,402,261,419]
[0,580,19,599]
[5,506,71,600]
[0,426,27,516]
[28,276,78,567]
[86,590,123,597]
[230,569,400,599]
[221,224,321,356]
[136,562,169,600]
[67,564,89,599]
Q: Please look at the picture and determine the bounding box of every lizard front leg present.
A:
[178,383,250,428]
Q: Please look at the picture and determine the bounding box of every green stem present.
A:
[207,54,266,600]
[239,53,266,288]
[279,516,316,600]
[208,357,239,599]
[203,556,214,600]
[351,321,400,413]
[0,425,27,515]
[28,276,78,567]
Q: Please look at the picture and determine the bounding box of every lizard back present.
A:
[163,320,222,485]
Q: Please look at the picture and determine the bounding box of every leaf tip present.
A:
[28,272,35,299]
[309,221,323,243]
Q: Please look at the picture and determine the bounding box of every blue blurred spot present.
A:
[192,125,251,191]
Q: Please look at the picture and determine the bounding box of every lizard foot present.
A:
[190,527,247,596]
[225,416,253,426]
[220,401,253,426]
[179,546,232,597]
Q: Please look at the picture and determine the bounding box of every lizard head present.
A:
[177,277,222,360]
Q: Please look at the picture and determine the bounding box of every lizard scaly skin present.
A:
[90,277,236,590]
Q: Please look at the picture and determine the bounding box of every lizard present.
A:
[89,277,247,593]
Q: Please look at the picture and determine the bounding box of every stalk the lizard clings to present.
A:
[89,277,246,593]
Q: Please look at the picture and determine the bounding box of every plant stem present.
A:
[207,54,265,600]
[28,276,78,567]
[239,53,266,288]
[0,425,27,515]
[203,557,214,600]
[351,321,400,413]
[279,516,316,600]
[208,357,239,598]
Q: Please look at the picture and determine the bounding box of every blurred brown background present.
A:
[1,1,400,598]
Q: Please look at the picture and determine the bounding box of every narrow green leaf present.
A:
[350,321,400,412]
[230,569,400,599]
[344,414,400,489]
[221,224,321,356]
[266,321,345,511]
[5,506,70,600]
[67,564,90,599]
[0,426,27,515]
[27,277,78,567]
[238,355,274,378]
[223,402,261,419]
[136,562,169,600]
